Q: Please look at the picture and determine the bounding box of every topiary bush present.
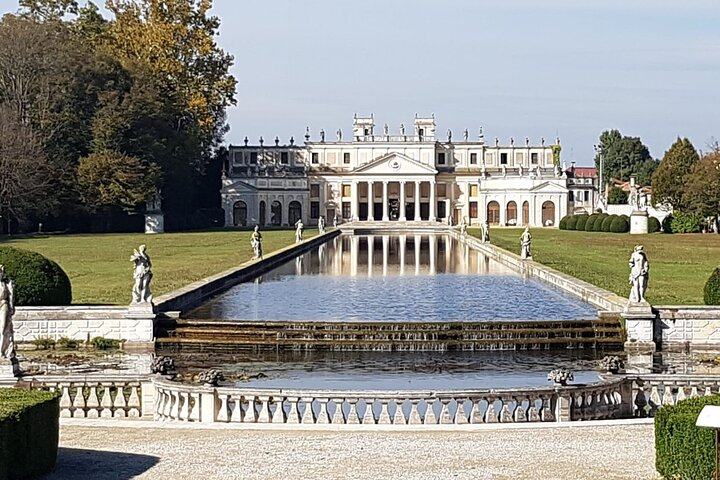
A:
[559,215,571,230]
[661,214,673,233]
[0,389,59,480]
[610,216,629,233]
[655,395,720,480]
[704,267,720,305]
[0,247,72,306]
[566,215,578,231]
[648,216,661,233]
[575,214,589,231]
[584,214,599,232]
[601,214,616,232]
[593,213,609,232]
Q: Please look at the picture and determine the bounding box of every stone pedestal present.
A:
[630,210,649,234]
[125,303,156,343]
[145,213,164,234]
[0,358,20,385]
[622,301,656,353]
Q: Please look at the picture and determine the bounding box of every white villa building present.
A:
[221,114,584,228]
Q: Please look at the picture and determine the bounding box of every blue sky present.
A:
[2,0,719,165]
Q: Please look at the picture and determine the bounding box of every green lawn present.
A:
[0,230,302,305]
[473,228,720,305]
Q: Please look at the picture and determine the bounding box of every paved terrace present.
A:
[50,419,659,480]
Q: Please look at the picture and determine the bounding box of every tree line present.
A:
[0,0,236,233]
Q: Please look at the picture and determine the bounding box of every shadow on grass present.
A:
[44,447,159,479]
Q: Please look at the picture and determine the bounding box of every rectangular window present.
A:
[500,153,508,165]
[437,152,446,165]
[342,202,351,219]
[310,184,320,198]
[250,152,258,164]
[342,184,351,197]
[343,152,350,164]
[281,152,289,164]
[531,152,538,164]
[584,191,589,202]
[470,184,478,197]
[470,153,477,165]
[310,201,319,219]
[311,152,319,164]
[469,201,478,218]
[568,191,574,202]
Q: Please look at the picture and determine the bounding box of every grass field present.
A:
[474,228,720,305]
[0,230,302,305]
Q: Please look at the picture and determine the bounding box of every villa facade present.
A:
[221,114,575,228]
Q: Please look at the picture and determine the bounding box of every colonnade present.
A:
[350,180,436,221]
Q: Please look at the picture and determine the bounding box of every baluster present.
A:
[690,386,699,398]
[112,384,127,418]
[484,398,498,423]
[189,392,200,421]
[540,396,555,422]
[127,385,141,418]
[438,400,452,424]
[346,398,360,425]
[257,395,271,423]
[244,396,257,423]
[705,386,712,397]
[316,398,330,424]
[499,402,512,423]
[676,386,687,403]
[454,399,469,424]
[661,386,674,406]
[301,397,315,424]
[272,396,287,424]
[527,397,540,422]
[391,399,405,425]
[285,397,300,424]
[100,384,114,418]
[648,386,661,416]
[513,397,528,422]
[424,399,437,425]
[179,392,190,421]
[377,399,392,425]
[153,388,164,420]
[59,384,72,418]
[217,393,229,422]
[408,400,422,425]
[362,399,376,425]
[634,385,648,418]
[72,385,87,418]
[86,383,100,418]
[332,398,345,424]
[469,399,483,424]
[231,395,243,422]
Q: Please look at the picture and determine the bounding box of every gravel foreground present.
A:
[48,422,660,480]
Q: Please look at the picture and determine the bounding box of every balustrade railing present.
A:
[629,375,720,418]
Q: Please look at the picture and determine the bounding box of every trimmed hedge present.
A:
[601,214,616,232]
[559,215,571,230]
[704,267,720,305]
[566,215,579,230]
[593,213,609,232]
[575,214,589,231]
[0,389,59,480]
[610,216,630,233]
[584,214,599,232]
[655,395,720,480]
[648,216,661,233]
[559,214,630,234]
[0,247,72,306]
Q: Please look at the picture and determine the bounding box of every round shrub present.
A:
[601,214,616,232]
[0,247,72,306]
[610,216,629,233]
[584,214,599,232]
[661,214,673,233]
[559,215,571,230]
[575,214,589,231]
[593,213,609,232]
[648,216,661,233]
[566,215,578,230]
[704,267,720,305]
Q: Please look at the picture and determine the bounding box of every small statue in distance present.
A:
[250,225,263,260]
[130,245,153,304]
[520,227,532,260]
[628,245,649,303]
[0,265,16,360]
[333,216,338,228]
[318,215,326,234]
[447,129,452,143]
[336,129,342,141]
[481,220,490,243]
[459,217,468,237]
[295,219,304,243]
[463,128,469,142]
[399,123,405,136]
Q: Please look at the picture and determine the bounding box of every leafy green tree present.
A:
[682,150,720,218]
[607,186,628,205]
[652,138,699,209]
[594,130,656,186]
[18,0,78,21]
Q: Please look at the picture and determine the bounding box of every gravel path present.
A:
[48,421,660,480]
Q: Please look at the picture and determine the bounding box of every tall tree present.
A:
[682,150,720,218]
[652,138,700,210]
[594,130,657,186]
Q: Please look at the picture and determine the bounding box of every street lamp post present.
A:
[594,145,605,200]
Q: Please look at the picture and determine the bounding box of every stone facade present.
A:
[221,115,570,228]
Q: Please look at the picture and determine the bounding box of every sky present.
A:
[2,0,719,165]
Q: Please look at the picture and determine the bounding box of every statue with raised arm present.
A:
[0,265,16,360]
[251,225,263,260]
[130,245,153,304]
[628,245,649,303]
[318,215,326,234]
[520,227,532,259]
[295,219,304,243]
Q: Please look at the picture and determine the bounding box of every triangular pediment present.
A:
[353,152,437,175]
[221,179,257,194]
[529,181,568,193]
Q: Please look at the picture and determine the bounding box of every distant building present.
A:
[565,165,599,214]
[221,114,570,228]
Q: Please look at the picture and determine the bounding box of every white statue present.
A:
[447,215,453,226]
[383,123,389,136]
[459,217,468,236]
[295,219,304,243]
[318,215,326,234]
[535,165,542,179]
[130,245,153,304]
[518,164,523,177]
[628,245,649,303]
[336,129,342,141]
[333,216,338,228]
[520,227,532,260]
[596,194,607,212]
[0,265,16,360]
[250,225,263,260]
[481,220,490,243]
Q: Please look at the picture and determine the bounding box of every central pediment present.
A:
[352,152,437,176]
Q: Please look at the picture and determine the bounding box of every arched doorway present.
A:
[542,201,555,226]
[288,201,302,225]
[271,201,282,226]
[487,201,500,225]
[506,201,517,226]
[522,201,529,226]
[258,201,266,226]
[233,201,247,226]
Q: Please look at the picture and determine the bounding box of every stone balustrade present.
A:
[629,374,720,418]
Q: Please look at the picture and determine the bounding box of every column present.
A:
[382,181,389,221]
[445,198,450,223]
[414,181,421,221]
[367,181,375,221]
[367,235,374,277]
[429,181,436,221]
[351,181,359,221]
[382,235,388,276]
[399,181,407,221]
[399,235,406,276]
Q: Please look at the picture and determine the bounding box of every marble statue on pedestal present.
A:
[520,227,532,259]
[459,217,467,236]
[295,219,304,243]
[318,215,326,234]
[481,221,490,243]
[250,225,263,260]
[0,265,16,360]
[628,245,649,303]
[130,245,153,304]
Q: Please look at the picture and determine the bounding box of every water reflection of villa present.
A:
[221,114,573,228]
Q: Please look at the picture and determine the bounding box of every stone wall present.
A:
[655,306,720,350]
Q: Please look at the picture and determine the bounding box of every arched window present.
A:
[271,201,282,226]
[233,201,247,227]
[506,201,517,225]
[542,201,555,226]
[288,201,302,225]
[522,201,529,226]
[258,201,266,226]
[487,201,500,225]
